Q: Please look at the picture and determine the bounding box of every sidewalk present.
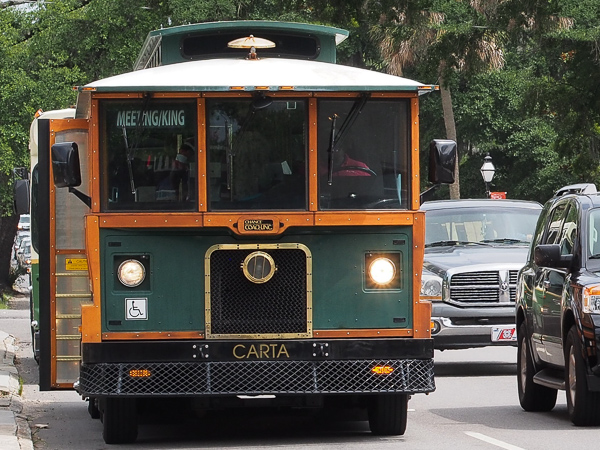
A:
[0,330,33,450]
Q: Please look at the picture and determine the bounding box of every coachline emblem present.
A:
[243,219,273,231]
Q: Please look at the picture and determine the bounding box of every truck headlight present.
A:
[118,259,146,288]
[420,272,443,299]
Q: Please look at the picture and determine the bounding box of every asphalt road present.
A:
[4,291,600,449]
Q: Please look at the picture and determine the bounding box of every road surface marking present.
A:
[465,431,526,450]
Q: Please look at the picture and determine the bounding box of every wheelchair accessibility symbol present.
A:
[126,298,148,320]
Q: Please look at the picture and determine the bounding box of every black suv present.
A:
[517,183,600,425]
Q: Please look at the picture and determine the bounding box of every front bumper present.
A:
[431,303,516,350]
[79,338,435,397]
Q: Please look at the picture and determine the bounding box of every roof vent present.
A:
[554,183,597,197]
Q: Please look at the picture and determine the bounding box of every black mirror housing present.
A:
[14,179,30,215]
[51,142,82,188]
[428,139,456,184]
[534,244,572,268]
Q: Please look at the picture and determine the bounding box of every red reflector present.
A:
[371,365,394,375]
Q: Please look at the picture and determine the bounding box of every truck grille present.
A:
[206,244,312,339]
[449,270,518,304]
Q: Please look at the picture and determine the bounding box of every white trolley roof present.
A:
[84,57,434,93]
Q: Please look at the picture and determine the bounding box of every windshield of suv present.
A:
[424,205,541,247]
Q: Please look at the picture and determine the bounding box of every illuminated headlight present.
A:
[118,259,146,288]
[369,258,396,285]
[583,285,600,313]
[420,271,443,299]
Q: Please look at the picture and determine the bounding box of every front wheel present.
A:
[101,398,138,444]
[368,394,408,436]
[565,325,600,426]
[517,322,557,411]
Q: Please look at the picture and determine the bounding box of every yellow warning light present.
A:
[371,365,394,375]
[129,369,151,378]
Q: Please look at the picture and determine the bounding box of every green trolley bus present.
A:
[20,21,455,444]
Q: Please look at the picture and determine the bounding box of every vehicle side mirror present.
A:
[51,142,81,188]
[428,139,456,184]
[14,179,30,215]
[534,244,572,268]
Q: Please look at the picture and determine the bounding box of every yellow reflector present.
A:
[371,365,394,375]
[254,86,269,90]
[230,86,245,90]
[279,86,295,90]
[129,369,151,378]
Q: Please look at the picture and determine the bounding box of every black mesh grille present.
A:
[209,248,308,336]
[79,359,435,395]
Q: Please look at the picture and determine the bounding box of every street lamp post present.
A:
[480,153,495,198]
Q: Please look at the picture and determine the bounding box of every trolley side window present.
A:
[206,97,308,211]
[317,98,410,210]
[100,99,198,211]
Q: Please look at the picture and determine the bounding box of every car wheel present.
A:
[565,325,600,426]
[517,322,557,411]
[368,394,408,436]
[102,398,138,444]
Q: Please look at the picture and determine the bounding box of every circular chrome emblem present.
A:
[242,251,276,284]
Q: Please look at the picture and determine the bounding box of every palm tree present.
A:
[374,3,505,199]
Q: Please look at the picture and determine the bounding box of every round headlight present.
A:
[420,273,443,297]
[369,258,396,285]
[118,259,146,287]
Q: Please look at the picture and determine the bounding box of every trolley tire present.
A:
[87,397,100,419]
[517,322,557,411]
[102,398,138,444]
[368,394,408,436]
[565,325,600,426]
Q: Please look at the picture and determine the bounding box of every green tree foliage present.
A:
[1,0,600,288]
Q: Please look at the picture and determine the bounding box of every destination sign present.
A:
[116,109,186,128]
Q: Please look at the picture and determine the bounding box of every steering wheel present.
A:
[332,166,377,176]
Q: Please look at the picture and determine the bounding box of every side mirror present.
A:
[14,179,30,215]
[51,142,81,188]
[428,139,456,184]
[534,244,572,268]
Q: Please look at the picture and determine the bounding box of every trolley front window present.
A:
[207,97,308,211]
[100,99,198,211]
[317,98,410,210]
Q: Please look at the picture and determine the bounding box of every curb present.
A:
[0,331,33,450]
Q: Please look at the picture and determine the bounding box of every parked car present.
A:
[18,214,30,231]
[517,183,600,426]
[12,230,31,263]
[16,237,32,270]
[420,198,542,350]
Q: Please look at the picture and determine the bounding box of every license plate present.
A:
[491,326,517,342]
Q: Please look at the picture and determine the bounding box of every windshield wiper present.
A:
[327,114,338,185]
[327,93,370,186]
[426,240,488,248]
[589,254,600,259]
[480,238,529,244]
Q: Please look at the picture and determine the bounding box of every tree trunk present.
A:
[439,75,460,199]
[0,215,19,292]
